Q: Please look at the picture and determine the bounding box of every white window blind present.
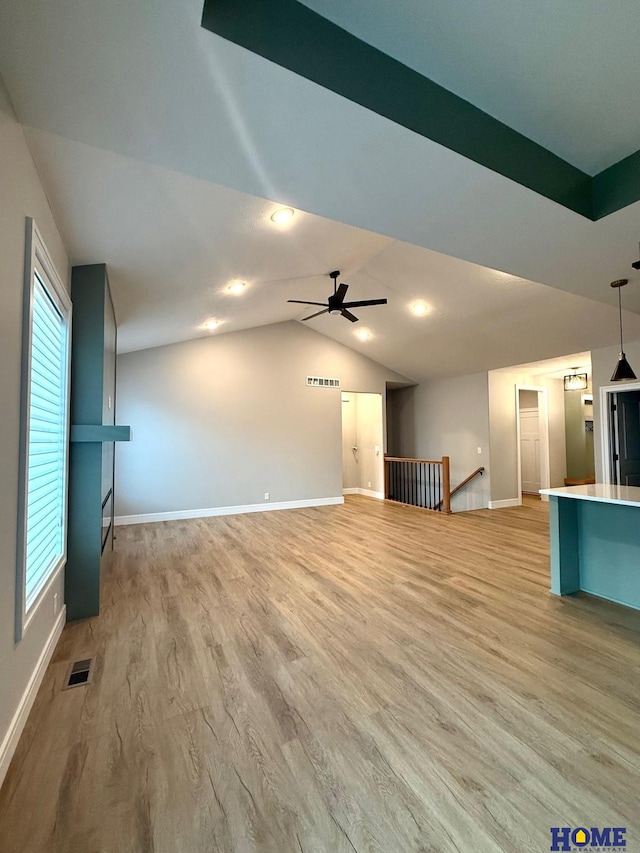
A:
[16,219,71,638]
[24,273,67,609]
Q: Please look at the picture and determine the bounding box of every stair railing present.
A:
[384,456,451,513]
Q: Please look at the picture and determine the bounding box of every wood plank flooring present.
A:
[1,495,639,852]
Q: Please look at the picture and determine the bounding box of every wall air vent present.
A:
[64,658,93,689]
[306,376,340,388]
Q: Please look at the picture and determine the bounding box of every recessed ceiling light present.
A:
[270,207,295,224]
[203,318,221,331]
[227,281,246,294]
[356,328,371,341]
[411,301,430,316]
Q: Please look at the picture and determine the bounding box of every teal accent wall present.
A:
[549,495,640,610]
[66,265,127,621]
[578,501,640,609]
[201,0,640,220]
[549,496,580,595]
[66,443,103,619]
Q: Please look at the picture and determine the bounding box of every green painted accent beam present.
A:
[70,424,132,443]
[592,148,640,220]
[201,0,640,221]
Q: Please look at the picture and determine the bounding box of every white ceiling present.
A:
[22,129,640,382]
[299,0,640,174]
[493,352,592,380]
[2,0,640,382]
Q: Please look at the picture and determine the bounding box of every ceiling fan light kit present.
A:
[288,270,388,323]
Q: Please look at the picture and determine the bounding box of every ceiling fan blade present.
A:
[341,299,388,309]
[341,309,359,323]
[288,300,329,307]
[335,282,348,303]
[302,308,329,321]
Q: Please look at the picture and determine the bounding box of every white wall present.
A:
[115,322,407,519]
[488,371,566,503]
[591,338,640,481]
[388,373,491,510]
[0,76,69,780]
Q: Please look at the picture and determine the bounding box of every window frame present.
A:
[15,218,72,641]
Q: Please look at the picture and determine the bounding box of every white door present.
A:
[520,408,541,493]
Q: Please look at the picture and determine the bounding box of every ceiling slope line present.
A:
[201,0,639,221]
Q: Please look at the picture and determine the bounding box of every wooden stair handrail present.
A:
[384,455,452,513]
[384,455,444,465]
[434,466,485,510]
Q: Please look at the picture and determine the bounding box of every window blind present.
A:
[24,271,67,610]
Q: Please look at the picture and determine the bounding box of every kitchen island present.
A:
[540,484,640,611]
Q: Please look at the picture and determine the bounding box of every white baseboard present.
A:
[342,487,384,500]
[488,498,521,509]
[0,605,66,790]
[115,496,344,526]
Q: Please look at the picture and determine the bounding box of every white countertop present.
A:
[540,483,640,507]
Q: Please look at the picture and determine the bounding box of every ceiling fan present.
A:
[288,270,387,323]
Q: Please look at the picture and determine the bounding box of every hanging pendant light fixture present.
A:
[563,367,588,391]
[610,278,637,382]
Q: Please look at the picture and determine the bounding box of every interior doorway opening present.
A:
[600,383,640,485]
[341,392,384,498]
[515,385,551,502]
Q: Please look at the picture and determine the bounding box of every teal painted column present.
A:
[548,495,580,595]
[66,264,130,621]
[66,443,103,619]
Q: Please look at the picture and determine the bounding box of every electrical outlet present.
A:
[53,592,58,615]
[264,492,270,501]
[367,481,372,488]
[477,447,482,454]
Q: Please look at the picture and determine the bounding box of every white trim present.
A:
[0,605,66,790]
[515,384,551,508]
[115,496,344,526]
[343,487,384,499]
[599,381,640,485]
[488,498,521,509]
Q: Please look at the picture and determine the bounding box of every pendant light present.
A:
[610,279,637,382]
[563,367,588,391]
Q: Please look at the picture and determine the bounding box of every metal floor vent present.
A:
[64,658,93,689]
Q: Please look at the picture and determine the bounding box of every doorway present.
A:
[515,385,551,501]
[341,392,384,498]
[600,384,640,485]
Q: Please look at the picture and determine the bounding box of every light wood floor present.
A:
[1,496,640,853]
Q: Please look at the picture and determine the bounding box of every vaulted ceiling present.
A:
[1,0,640,382]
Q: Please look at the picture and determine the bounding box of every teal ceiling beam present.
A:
[592,149,640,220]
[202,0,592,217]
[202,0,640,221]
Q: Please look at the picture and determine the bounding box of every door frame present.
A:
[515,385,551,503]
[341,390,385,499]
[599,381,640,484]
